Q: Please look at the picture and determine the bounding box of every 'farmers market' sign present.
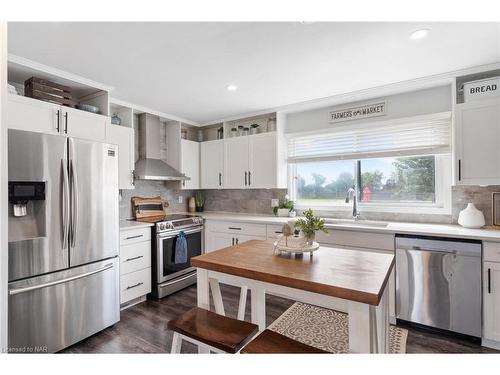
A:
[329,101,387,123]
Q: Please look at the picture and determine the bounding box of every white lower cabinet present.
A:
[204,220,266,252]
[119,226,152,308]
[483,241,500,347]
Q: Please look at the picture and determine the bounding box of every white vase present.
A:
[458,203,485,229]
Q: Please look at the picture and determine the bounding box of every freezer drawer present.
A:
[8,258,120,353]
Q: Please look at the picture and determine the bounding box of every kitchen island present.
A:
[192,239,394,353]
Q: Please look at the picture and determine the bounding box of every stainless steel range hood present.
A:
[134,113,189,181]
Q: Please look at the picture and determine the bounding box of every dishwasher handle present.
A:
[405,245,457,255]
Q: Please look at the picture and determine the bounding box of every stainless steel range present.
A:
[148,214,204,298]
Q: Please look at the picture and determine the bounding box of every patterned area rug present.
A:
[268,302,408,353]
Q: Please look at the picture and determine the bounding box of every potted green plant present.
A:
[195,191,205,212]
[273,195,295,217]
[294,208,328,244]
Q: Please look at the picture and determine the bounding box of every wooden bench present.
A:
[168,307,259,353]
[240,329,329,354]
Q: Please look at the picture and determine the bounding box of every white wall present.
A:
[0,22,7,352]
[284,85,452,134]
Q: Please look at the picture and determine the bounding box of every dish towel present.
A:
[174,231,188,264]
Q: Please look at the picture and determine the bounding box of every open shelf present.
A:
[223,112,276,138]
[8,55,111,116]
[109,102,134,128]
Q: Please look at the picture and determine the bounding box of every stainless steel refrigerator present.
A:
[7,129,120,353]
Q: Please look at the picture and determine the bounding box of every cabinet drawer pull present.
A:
[244,171,248,186]
[488,268,491,294]
[458,159,462,181]
[219,172,222,186]
[274,231,283,234]
[64,112,68,134]
[228,227,241,230]
[125,255,144,262]
[126,282,144,290]
[125,234,143,240]
[248,171,251,186]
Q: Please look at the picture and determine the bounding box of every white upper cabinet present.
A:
[106,125,135,190]
[224,136,250,188]
[200,139,224,189]
[62,106,107,142]
[7,94,61,134]
[224,133,279,189]
[455,98,500,185]
[249,133,277,188]
[180,139,200,190]
[7,94,108,143]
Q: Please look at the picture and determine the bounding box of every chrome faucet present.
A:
[345,187,360,220]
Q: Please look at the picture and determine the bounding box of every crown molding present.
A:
[199,61,500,126]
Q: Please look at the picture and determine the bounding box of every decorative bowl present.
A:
[76,104,100,114]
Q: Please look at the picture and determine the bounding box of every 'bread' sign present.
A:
[463,77,499,102]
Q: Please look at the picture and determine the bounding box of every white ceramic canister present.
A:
[458,203,485,228]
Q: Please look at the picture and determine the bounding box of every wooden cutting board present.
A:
[132,196,166,221]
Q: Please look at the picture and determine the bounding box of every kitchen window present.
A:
[287,112,452,214]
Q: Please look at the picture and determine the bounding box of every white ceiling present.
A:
[7,22,500,124]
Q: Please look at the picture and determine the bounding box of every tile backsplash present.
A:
[120,181,499,226]
[201,189,287,215]
[120,180,196,219]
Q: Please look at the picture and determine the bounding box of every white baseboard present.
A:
[482,338,500,350]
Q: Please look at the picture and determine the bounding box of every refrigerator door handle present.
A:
[70,143,79,249]
[8,263,114,296]
[61,158,70,250]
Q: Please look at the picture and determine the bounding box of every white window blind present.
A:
[287,112,451,163]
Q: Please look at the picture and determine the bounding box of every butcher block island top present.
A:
[191,240,394,306]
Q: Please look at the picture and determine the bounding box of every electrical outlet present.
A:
[178,196,183,204]
[271,199,279,208]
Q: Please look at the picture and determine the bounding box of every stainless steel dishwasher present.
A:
[395,235,481,337]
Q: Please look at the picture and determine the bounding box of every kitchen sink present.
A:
[324,218,389,228]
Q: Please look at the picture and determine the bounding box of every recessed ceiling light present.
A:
[409,28,430,41]
[226,84,238,91]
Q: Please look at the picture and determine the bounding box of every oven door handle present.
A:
[159,272,196,288]
[157,227,203,239]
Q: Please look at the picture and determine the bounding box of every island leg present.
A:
[348,301,376,353]
[250,287,266,331]
[196,268,210,354]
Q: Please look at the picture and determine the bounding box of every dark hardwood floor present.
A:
[63,284,498,354]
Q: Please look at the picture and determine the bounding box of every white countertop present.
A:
[119,220,154,231]
[197,211,500,242]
